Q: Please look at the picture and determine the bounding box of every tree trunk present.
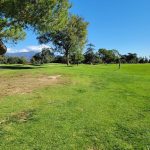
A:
[66,51,70,66]
[0,40,7,55]
[119,59,121,69]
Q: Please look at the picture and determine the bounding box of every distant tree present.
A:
[0,0,70,55]
[53,55,66,64]
[93,52,103,64]
[98,48,107,63]
[31,48,54,65]
[18,57,27,64]
[120,55,127,63]
[120,53,139,64]
[98,49,118,64]
[138,57,145,63]
[3,56,27,64]
[111,49,121,69]
[84,43,95,64]
[70,51,84,65]
[38,15,88,66]
[40,48,54,63]
[7,57,19,64]
[126,53,138,63]
[144,57,149,63]
[0,55,7,64]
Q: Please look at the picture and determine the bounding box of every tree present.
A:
[0,0,70,55]
[38,15,88,66]
[84,43,95,64]
[70,51,84,65]
[0,55,7,64]
[98,48,108,63]
[111,49,121,69]
[98,49,117,63]
[125,53,138,63]
[31,48,54,65]
[144,57,149,63]
[98,48,121,67]
[0,56,28,64]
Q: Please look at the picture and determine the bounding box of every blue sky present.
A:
[7,0,150,57]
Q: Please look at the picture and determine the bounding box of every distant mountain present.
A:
[6,51,37,61]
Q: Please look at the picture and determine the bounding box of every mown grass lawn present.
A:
[0,64,150,150]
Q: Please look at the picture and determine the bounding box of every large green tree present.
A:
[0,0,70,55]
[38,15,88,66]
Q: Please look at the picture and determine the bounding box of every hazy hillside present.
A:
[6,51,37,61]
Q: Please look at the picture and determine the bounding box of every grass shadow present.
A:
[0,65,44,70]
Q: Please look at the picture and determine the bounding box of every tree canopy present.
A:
[38,15,88,65]
[0,0,70,55]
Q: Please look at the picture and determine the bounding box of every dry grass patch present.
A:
[0,74,62,97]
[0,109,36,125]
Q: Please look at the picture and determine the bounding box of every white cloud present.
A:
[7,44,52,53]
[7,48,18,53]
[27,44,51,52]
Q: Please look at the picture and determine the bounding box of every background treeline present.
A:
[0,56,27,64]
[30,45,150,65]
[0,46,149,65]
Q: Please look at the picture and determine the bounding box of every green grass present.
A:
[0,64,150,150]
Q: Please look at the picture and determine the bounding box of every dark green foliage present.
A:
[70,51,84,65]
[84,43,96,64]
[83,44,102,64]
[53,55,66,64]
[93,52,103,64]
[18,57,27,64]
[0,55,7,64]
[121,53,138,64]
[139,57,149,63]
[0,56,27,64]
[98,49,120,64]
[31,48,54,65]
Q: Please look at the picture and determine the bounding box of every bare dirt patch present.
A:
[0,74,62,97]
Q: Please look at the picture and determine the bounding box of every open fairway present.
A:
[0,64,150,149]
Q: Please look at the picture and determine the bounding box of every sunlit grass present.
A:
[0,64,150,149]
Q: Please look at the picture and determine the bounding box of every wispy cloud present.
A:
[7,44,51,53]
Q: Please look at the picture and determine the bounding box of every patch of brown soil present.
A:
[0,74,62,97]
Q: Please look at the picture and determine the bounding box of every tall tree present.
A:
[0,0,70,55]
[38,15,88,66]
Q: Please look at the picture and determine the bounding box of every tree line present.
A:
[0,45,149,65]
[31,45,149,65]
